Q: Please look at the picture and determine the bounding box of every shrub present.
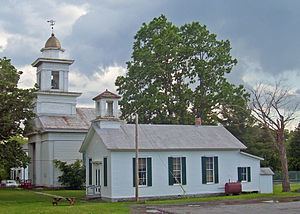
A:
[54,160,85,189]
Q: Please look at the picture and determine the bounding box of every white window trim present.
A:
[205,157,215,184]
[172,157,182,185]
[138,157,148,187]
[240,167,249,182]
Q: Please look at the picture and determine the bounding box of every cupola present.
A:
[93,89,121,119]
[32,33,73,92]
[31,31,81,116]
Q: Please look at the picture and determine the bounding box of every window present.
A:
[206,157,214,183]
[202,156,219,184]
[106,101,113,116]
[51,71,59,89]
[172,157,182,184]
[138,158,147,186]
[133,157,152,187]
[238,167,251,182]
[37,72,41,89]
[168,157,186,185]
[95,169,100,186]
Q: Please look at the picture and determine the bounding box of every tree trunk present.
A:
[277,131,291,192]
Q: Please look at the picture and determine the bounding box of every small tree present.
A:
[251,82,299,192]
[54,160,85,190]
[0,136,30,180]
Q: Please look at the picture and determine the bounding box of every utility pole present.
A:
[135,113,139,202]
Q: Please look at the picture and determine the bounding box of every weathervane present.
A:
[47,19,56,34]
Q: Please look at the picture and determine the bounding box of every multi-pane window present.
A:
[238,167,251,182]
[133,157,152,187]
[168,157,186,186]
[138,158,147,186]
[172,157,182,184]
[241,167,247,181]
[202,156,218,184]
[206,157,214,183]
[51,71,59,89]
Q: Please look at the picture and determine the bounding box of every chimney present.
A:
[195,117,202,126]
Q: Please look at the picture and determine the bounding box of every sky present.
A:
[0,0,299,128]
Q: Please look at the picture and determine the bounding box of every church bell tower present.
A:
[32,25,81,116]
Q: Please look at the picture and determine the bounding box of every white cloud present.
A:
[17,64,36,89]
[70,65,126,107]
[0,30,10,52]
[55,3,89,37]
[18,62,126,108]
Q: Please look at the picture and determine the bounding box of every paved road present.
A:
[143,201,300,214]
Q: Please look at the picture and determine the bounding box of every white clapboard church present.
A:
[26,32,274,197]
[27,33,95,187]
[79,93,274,201]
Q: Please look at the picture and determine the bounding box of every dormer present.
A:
[93,89,121,119]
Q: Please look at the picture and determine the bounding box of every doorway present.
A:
[95,165,101,194]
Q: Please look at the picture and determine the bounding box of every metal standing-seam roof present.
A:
[92,124,247,150]
[38,108,96,131]
[260,167,274,175]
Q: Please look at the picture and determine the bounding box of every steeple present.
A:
[31,23,81,116]
[32,32,73,92]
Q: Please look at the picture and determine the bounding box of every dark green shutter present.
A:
[182,157,186,185]
[147,158,152,186]
[88,158,92,185]
[103,157,107,186]
[237,167,242,182]
[201,157,207,184]
[247,167,251,182]
[214,156,219,183]
[168,157,173,185]
[133,158,136,187]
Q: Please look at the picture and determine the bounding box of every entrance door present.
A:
[95,165,101,194]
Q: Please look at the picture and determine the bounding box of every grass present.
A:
[0,183,299,214]
[0,189,130,214]
[145,183,300,205]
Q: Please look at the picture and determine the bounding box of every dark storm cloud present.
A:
[61,0,300,81]
[64,0,163,74]
[1,0,300,88]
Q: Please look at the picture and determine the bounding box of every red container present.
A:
[225,182,242,195]
[20,180,33,189]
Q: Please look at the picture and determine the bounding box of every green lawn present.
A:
[0,189,130,214]
[0,183,299,214]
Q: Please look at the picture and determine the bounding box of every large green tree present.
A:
[116,15,249,125]
[0,57,35,180]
